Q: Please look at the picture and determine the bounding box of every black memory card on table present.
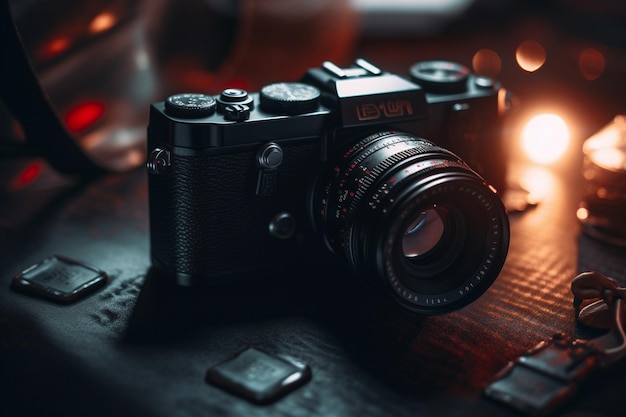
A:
[206,347,312,404]
[10,255,108,304]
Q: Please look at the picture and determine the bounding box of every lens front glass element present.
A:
[401,207,444,258]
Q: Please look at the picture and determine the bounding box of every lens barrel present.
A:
[315,131,509,314]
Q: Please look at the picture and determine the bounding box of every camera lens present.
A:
[314,131,509,314]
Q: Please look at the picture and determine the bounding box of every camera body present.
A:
[147,59,509,314]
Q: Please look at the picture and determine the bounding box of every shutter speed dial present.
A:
[260,82,321,115]
[165,83,321,121]
[409,61,471,94]
[165,93,216,118]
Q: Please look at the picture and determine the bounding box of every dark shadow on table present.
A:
[121,265,442,394]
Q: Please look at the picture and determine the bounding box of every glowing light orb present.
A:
[516,40,546,72]
[521,114,570,164]
[472,48,502,78]
[89,12,117,34]
[579,48,605,81]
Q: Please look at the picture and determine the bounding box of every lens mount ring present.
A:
[316,131,453,255]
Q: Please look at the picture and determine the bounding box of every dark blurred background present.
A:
[2,0,625,161]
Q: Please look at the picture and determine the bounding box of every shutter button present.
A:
[217,88,254,121]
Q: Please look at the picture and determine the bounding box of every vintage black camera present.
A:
[147,59,510,314]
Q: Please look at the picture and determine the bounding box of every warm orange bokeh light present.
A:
[472,49,502,78]
[516,40,546,72]
[89,12,117,34]
[579,48,606,81]
[521,114,570,164]
[576,207,589,221]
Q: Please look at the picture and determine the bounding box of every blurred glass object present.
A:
[578,115,626,247]
[4,0,162,173]
[1,0,356,175]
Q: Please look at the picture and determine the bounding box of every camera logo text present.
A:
[355,100,413,121]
